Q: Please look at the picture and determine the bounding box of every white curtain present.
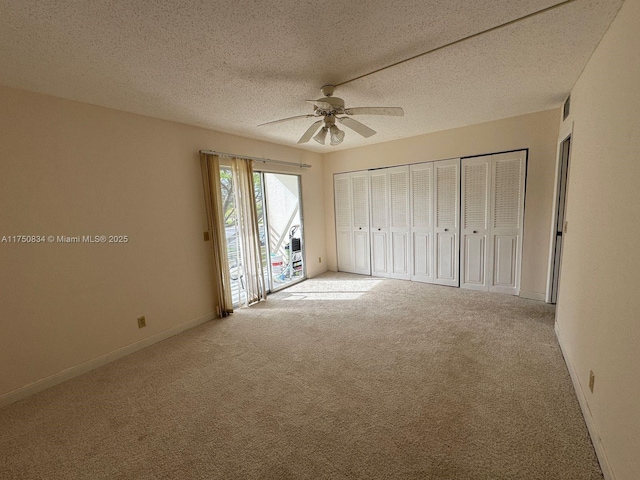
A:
[231,157,267,306]
[200,153,233,316]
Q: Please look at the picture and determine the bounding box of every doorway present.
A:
[263,172,305,292]
[550,135,571,304]
[220,167,305,307]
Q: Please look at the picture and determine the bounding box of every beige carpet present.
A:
[0,272,602,479]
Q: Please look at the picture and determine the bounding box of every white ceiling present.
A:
[0,0,624,152]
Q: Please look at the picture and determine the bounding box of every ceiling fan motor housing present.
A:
[320,85,336,97]
[315,96,345,114]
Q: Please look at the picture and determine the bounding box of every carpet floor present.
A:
[0,272,602,479]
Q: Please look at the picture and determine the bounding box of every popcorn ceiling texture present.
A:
[0,0,623,151]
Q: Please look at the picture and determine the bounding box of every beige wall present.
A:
[322,109,560,296]
[555,0,640,478]
[0,86,326,400]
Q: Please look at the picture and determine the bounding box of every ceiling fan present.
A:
[257,85,404,146]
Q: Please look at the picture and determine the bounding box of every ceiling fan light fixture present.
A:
[313,127,328,145]
[329,125,345,146]
[259,85,401,145]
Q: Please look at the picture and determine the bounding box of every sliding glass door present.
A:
[220,167,305,307]
[263,172,304,292]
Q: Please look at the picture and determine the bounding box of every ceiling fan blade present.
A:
[258,114,317,127]
[344,107,404,117]
[306,100,333,110]
[337,117,377,138]
[297,120,324,144]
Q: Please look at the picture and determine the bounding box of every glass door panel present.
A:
[264,173,305,291]
[220,166,245,307]
[253,172,271,292]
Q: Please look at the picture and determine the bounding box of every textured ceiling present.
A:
[0,0,624,152]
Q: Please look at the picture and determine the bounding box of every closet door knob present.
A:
[473,230,478,234]
[444,228,449,232]
[378,228,381,231]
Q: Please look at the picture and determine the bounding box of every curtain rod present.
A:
[200,150,311,169]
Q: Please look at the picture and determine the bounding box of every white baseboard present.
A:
[519,290,546,301]
[0,312,216,408]
[554,323,615,480]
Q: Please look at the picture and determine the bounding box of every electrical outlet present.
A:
[203,231,210,241]
[589,370,595,393]
[319,257,322,263]
[137,316,146,328]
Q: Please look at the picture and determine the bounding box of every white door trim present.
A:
[546,123,574,303]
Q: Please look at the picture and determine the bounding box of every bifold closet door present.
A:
[460,151,525,295]
[335,173,354,273]
[490,151,525,295]
[461,156,491,290]
[334,171,371,275]
[434,159,460,287]
[369,166,410,280]
[369,170,390,277]
[388,166,410,280]
[410,162,434,283]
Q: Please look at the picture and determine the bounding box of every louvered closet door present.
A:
[388,166,411,280]
[334,173,354,273]
[410,163,434,283]
[490,151,525,295]
[369,170,390,277]
[461,157,491,290]
[434,158,460,287]
[351,171,371,275]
